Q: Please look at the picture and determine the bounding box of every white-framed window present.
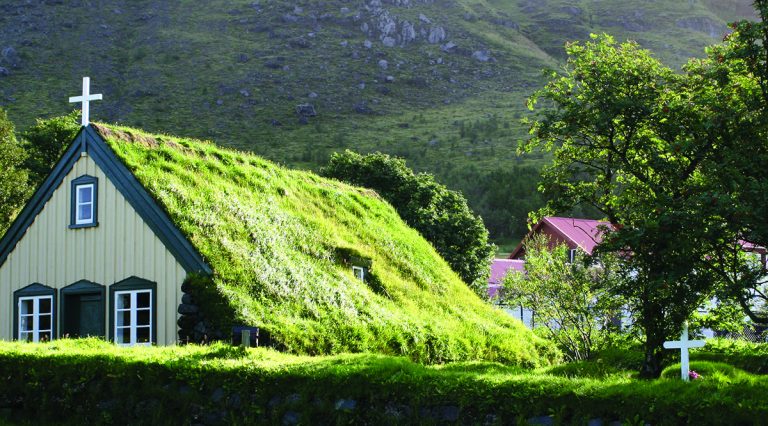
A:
[352,266,365,281]
[568,248,578,263]
[75,183,94,224]
[18,295,53,343]
[70,175,98,228]
[114,289,152,346]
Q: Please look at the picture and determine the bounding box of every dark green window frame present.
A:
[109,277,157,345]
[13,283,57,341]
[69,175,99,229]
[60,280,106,339]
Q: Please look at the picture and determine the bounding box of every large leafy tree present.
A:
[699,0,768,325]
[0,108,31,235]
[523,34,745,377]
[322,150,495,297]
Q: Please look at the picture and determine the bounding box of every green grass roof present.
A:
[93,123,557,366]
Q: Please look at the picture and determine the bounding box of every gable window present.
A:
[14,284,56,342]
[352,266,365,281]
[76,184,94,223]
[70,175,98,228]
[110,277,156,346]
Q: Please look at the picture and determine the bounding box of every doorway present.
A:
[60,281,105,338]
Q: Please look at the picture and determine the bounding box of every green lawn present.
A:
[0,338,765,425]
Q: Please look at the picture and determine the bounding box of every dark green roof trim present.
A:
[0,126,211,275]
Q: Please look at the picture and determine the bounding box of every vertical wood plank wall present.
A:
[0,154,187,345]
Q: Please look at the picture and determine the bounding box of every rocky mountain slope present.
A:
[0,0,756,242]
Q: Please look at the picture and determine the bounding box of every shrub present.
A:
[321,150,495,298]
[0,109,31,235]
[693,338,768,374]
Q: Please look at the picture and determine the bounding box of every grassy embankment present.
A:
[0,338,765,424]
[95,123,556,366]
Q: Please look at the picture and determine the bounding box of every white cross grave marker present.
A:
[69,77,102,126]
[663,321,705,381]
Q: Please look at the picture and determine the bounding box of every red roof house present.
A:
[488,217,611,299]
[509,217,612,260]
[509,217,764,261]
[491,216,765,331]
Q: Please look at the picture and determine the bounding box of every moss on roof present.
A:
[93,123,557,366]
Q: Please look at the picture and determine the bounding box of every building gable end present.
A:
[509,217,599,259]
[509,219,547,259]
[0,126,210,275]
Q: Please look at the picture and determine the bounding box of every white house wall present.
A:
[0,153,187,344]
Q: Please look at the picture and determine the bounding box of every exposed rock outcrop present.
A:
[676,16,727,38]
[358,0,446,47]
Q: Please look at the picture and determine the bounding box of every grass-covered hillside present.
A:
[0,0,756,242]
[93,123,556,366]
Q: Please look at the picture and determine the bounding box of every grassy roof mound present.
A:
[93,123,557,366]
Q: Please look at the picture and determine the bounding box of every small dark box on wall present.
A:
[231,326,260,347]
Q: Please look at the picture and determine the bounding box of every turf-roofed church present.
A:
[0,78,207,345]
[0,78,556,365]
[0,125,209,346]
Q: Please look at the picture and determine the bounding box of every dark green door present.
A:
[63,293,104,338]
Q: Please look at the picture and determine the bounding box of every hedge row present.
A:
[0,339,766,425]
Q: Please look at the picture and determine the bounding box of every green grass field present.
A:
[0,338,765,424]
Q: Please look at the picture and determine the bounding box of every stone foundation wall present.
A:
[177,280,224,344]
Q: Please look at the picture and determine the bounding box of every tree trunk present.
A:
[639,304,666,379]
[639,345,664,378]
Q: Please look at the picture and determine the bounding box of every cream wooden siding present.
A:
[0,154,187,345]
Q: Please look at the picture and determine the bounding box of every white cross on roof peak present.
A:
[69,77,103,127]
